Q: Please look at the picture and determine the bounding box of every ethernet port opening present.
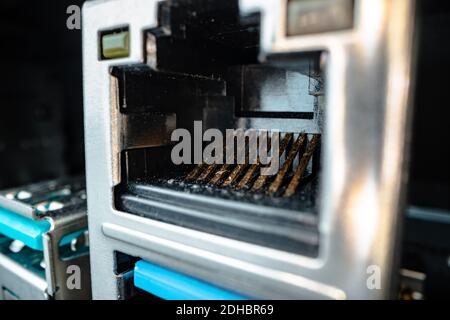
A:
[113,0,324,257]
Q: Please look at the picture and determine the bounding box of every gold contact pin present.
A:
[267,133,307,195]
[222,137,250,187]
[185,163,206,181]
[283,135,320,197]
[197,164,219,182]
[210,164,232,185]
[236,133,275,190]
[251,133,294,192]
[223,164,247,187]
[209,136,242,185]
[236,164,259,190]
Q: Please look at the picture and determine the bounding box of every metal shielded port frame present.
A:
[83,0,416,299]
[0,177,91,300]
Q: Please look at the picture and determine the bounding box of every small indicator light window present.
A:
[100,27,129,60]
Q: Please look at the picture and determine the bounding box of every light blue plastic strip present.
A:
[0,207,51,251]
[134,260,249,300]
[59,229,86,247]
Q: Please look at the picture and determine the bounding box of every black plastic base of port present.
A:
[115,182,320,257]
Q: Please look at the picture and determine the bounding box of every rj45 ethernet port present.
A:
[112,0,325,257]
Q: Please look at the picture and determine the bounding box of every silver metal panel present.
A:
[43,213,91,300]
[0,254,48,300]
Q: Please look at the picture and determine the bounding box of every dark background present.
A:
[0,0,85,189]
[408,0,450,211]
